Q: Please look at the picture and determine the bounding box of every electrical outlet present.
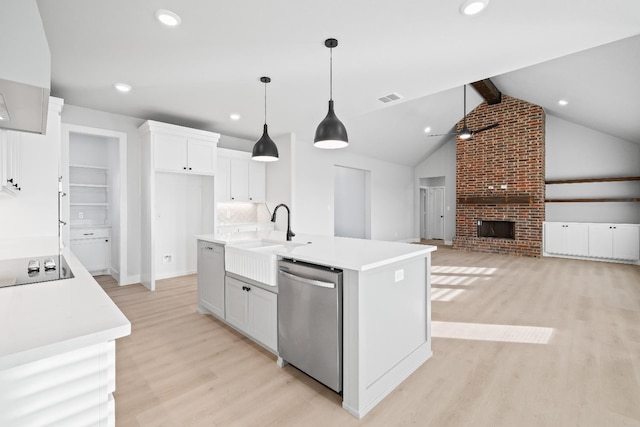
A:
[395,269,404,282]
[163,255,172,264]
[78,211,84,219]
[501,184,508,189]
[488,185,494,189]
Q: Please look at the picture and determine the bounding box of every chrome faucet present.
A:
[271,203,295,241]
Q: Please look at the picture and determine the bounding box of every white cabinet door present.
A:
[248,160,266,202]
[588,224,613,259]
[197,241,225,318]
[154,133,188,173]
[229,159,249,201]
[71,238,111,272]
[613,225,640,260]
[216,157,231,202]
[248,285,277,351]
[1,130,21,195]
[187,138,216,175]
[544,223,564,255]
[565,223,589,256]
[225,276,249,332]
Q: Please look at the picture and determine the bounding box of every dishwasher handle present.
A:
[279,270,335,289]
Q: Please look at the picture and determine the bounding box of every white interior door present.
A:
[420,188,427,239]
[429,187,445,240]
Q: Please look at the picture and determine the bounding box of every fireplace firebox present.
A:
[477,220,515,239]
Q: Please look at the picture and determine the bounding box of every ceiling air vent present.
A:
[377,93,403,104]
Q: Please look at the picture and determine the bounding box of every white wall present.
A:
[546,114,640,223]
[290,137,414,242]
[265,134,293,233]
[61,104,144,280]
[414,137,457,244]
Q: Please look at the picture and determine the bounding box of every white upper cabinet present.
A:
[230,158,249,201]
[217,148,266,203]
[141,121,219,176]
[1,130,21,196]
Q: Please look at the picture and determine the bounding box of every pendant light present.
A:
[252,76,279,162]
[314,38,348,149]
[459,85,472,140]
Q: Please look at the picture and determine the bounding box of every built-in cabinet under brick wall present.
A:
[453,95,546,257]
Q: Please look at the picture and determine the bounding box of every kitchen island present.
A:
[0,238,131,426]
[197,231,435,419]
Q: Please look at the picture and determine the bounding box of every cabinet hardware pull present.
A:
[84,233,94,236]
[183,167,187,170]
[189,167,192,170]
[59,220,67,226]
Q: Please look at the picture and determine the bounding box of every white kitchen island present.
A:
[0,238,131,426]
[197,231,435,419]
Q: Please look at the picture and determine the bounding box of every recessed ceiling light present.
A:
[460,0,490,15]
[424,126,431,133]
[230,113,241,121]
[155,9,181,27]
[558,99,569,106]
[113,83,132,93]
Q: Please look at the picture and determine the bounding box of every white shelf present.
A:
[70,184,108,188]
[70,203,109,206]
[70,164,109,171]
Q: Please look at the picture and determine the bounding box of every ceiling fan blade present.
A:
[425,132,457,137]
[472,122,499,134]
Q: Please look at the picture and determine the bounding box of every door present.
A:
[429,187,445,240]
[197,242,225,318]
[420,188,427,239]
[225,276,248,331]
[229,158,249,201]
[334,165,370,239]
[187,138,216,175]
[154,133,187,172]
[248,286,277,351]
[612,225,640,260]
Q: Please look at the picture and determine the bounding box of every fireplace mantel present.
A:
[457,195,533,205]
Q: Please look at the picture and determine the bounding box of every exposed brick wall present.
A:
[453,95,545,257]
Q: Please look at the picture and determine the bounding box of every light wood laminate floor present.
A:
[98,245,640,426]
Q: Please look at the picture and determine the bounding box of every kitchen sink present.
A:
[224,240,305,286]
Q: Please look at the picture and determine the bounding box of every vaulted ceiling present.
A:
[36,0,640,166]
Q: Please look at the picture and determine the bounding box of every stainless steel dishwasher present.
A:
[278,258,343,393]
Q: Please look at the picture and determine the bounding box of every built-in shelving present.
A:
[69,164,109,225]
[545,176,640,203]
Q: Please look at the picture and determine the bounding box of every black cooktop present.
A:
[0,255,74,288]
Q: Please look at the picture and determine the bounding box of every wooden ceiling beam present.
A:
[471,78,502,105]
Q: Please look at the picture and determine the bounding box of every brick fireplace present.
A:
[453,95,545,257]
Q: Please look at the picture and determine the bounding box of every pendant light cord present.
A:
[264,80,267,125]
[329,46,333,101]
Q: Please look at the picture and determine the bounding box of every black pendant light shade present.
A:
[314,100,348,148]
[252,76,279,162]
[314,38,348,149]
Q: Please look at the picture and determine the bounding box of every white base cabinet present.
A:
[70,227,111,273]
[197,241,225,318]
[544,222,640,263]
[224,275,277,352]
[588,224,640,261]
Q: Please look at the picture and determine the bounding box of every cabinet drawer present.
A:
[70,227,110,240]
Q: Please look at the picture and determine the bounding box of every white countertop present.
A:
[0,238,131,370]
[196,231,436,271]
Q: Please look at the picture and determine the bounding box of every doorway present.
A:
[420,183,445,241]
[334,165,371,239]
[61,124,128,285]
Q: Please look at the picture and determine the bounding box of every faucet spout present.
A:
[271,203,295,241]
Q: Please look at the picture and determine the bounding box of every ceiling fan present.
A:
[426,85,499,140]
